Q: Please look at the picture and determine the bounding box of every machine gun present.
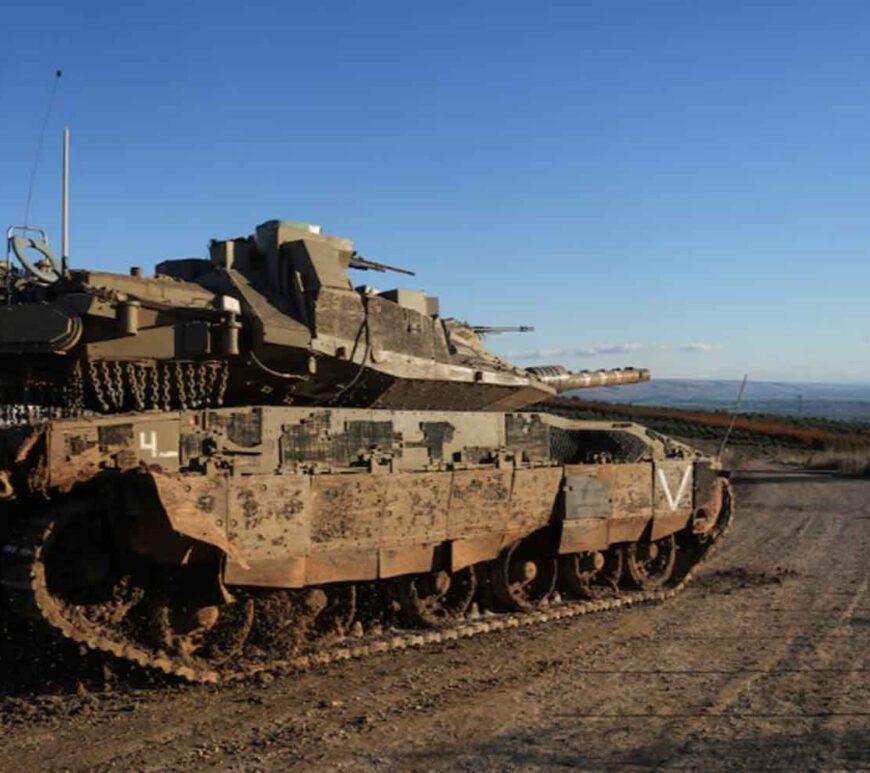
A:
[349,253,416,277]
[469,325,535,335]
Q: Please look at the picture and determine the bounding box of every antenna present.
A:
[62,126,69,275]
[23,69,63,227]
[717,374,748,459]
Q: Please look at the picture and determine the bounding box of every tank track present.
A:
[1,485,732,685]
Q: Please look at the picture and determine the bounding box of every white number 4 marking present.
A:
[657,466,691,512]
[139,430,179,459]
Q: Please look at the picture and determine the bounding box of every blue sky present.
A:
[2,1,869,382]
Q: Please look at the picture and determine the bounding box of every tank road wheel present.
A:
[491,533,557,612]
[313,583,356,638]
[250,584,357,655]
[558,548,623,600]
[202,598,255,661]
[41,500,147,629]
[698,482,734,546]
[143,584,254,663]
[151,596,254,661]
[625,534,677,590]
[40,495,252,667]
[399,567,477,627]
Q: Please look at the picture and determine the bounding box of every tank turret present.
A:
[0,219,650,417]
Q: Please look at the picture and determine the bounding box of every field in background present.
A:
[571,378,870,423]
[543,397,870,473]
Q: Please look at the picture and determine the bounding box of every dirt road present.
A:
[2,469,869,771]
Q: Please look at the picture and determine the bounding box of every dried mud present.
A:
[694,565,801,594]
[2,465,869,771]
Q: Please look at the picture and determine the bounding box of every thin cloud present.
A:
[574,343,644,356]
[512,343,643,361]
[509,342,722,360]
[677,343,721,353]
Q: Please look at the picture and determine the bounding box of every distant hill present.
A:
[568,379,870,423]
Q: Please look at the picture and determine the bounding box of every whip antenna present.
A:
[62,125,69,275]
[23,69,63,226]
[717,374,748,459]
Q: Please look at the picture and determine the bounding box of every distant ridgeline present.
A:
[544,390,870,451]
[534,382,870,454]
[569,379,870,424]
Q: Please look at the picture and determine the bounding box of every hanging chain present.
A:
[174,362,187,410]
[204,363,218,405]
[64,360,85,417]
[80,359,229,413]
[185,363,198,409]
[111,361,126,410]
[98,361,114,409]
[196,362,207,409]
[89,360,110,413]
[161,363,172,411]
[127,362,146,411]
[126,363,138,410]
[138,364,150,410]
[148,363,159,409]
[216,361,229,406]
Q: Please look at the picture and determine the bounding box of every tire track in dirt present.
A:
[377,472,870,771]
[610,473,870,771]
[2,469,869,772]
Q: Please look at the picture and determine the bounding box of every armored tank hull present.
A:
[0,405,731,682]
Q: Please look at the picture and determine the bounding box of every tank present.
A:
[0,220,732,683]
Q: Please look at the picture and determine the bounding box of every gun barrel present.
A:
[527,365,650,392]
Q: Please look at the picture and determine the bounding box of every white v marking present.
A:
[657,466,692,512]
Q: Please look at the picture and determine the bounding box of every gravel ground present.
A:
[1,466,869,772]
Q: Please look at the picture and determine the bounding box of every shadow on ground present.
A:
[0,612,177,727]
[401,724,870,771]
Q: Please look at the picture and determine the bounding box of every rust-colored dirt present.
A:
[2,466,869,771]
